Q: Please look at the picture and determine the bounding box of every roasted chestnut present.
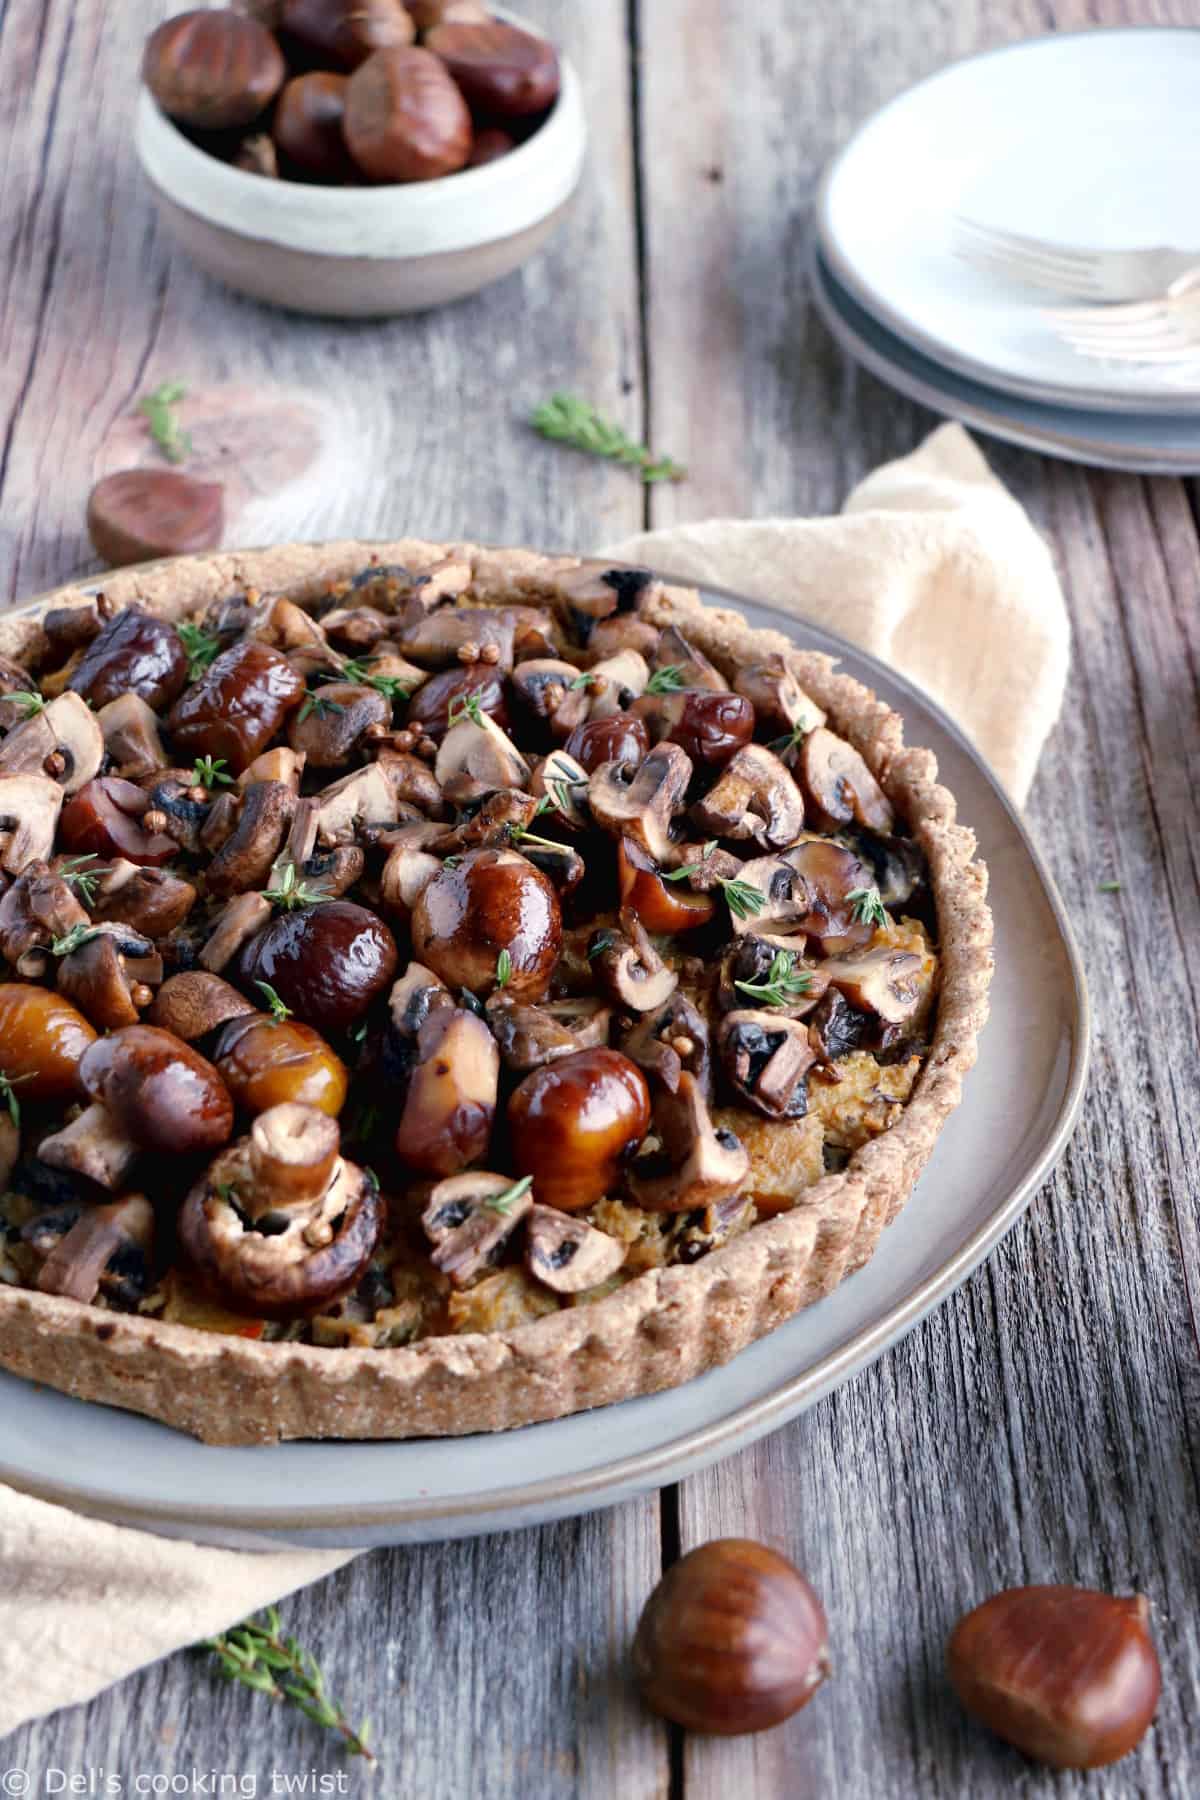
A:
[424,20,560,119]
[79,1024,234,1156]
[142,8,286,130]
[280,0,415,70]
[272,73,356,181]
[86,470,225,570]
[167,639,306,774]
[215,1012,348,1117]
[59,777,178,867]
[404,664,509,740]
[507,1047,650,1212]
[239,900,398,1033]
[0,985,97,1100]
[468,126,515,166]
[343,45,472,182]
[563,713,650,775]
[68,608,189,712]
[631,689,755,767]
[411,848,561,1001]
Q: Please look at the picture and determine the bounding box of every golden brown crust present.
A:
[0,542,993,1443]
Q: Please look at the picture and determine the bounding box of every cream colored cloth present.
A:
[0,423,1068,1738]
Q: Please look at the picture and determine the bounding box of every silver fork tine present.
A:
[951,246,1107,301]
[952,216,1100,270]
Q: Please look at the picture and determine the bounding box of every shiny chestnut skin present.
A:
[167,639,306,775]
[239,901,398,1034]
[0,985,97,1101]
[618,837,715,933]
[68,608,189,712]
[215,1013,348,1118]
[142,9,286,130]
[631,689,755,767]
[508,1048,650,1212]
[87,470,225,569]
[281,0,415,70]
[59,777,178,867]
[424,20,560,119]
[80,1025,234,1156]
[468,126,515,166]
[563,713,650,775]
[404,664,509,740]
[633,1539,831,1736]
[272,73,356,181]
[412,848,561,1001]
[343,45,472,182]
[947,1587,1161,1770]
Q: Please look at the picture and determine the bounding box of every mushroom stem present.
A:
[37,1192,155,1304]
[247,1102,341,1218]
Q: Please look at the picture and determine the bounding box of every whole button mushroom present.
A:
[167,639,307,775]
[68,608,189,712]
[343,45,473,182]
[79,1024,235,1156]
[239,900,398,1034]
[0,985,97,1100]
[412,847,562,1001]
[507,1048,651,1213]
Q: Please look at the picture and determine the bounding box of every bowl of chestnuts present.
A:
[135,2,586,316]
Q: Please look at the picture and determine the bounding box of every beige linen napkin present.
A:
[0,423,1068,1737]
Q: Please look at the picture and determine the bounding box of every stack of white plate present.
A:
[813,29,1200,473]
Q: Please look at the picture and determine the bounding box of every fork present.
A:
[952,215,1200,302]
[1042,268,1200,365]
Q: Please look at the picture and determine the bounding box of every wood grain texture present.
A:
[3,0,1200,1794]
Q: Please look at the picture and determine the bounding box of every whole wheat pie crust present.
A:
[0,540,992,1444]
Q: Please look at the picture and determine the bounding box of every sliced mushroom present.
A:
[553,563,659,641]
[428,789,542,857]
[486,994,612,1072]
[248,595,341,678]
[386,961,454,1043]
[529,749,590,829]
[398,607,516,670]
[843,826,928,909]
[145,774,211,854]
[238,746,307,791]
[56,924,162,1031]
[199,892,273,973]
[733,654,827,733]
[37,1103,140,1191]
[588,743,692,864]
[286,682,391,767]
[435,713,530,803]
[550,649,649,737]
[421,1170,533,1288]
[41,601,106,660]
[719,1010,818,1119]
[319,605,391,651]
[716,934,828,1018]
[620,992,712,1097]
[806,987,869,1069]
[312,762,398,845]
[0,693,103,795]
[96,694,168,781]
[822,946,924,1026]
[379,842,441,915]
[199,789,240,853]
[691,744,805,850]
[301,843,364,899]
[517,837,585,898]
[799,726,894,834]
[0,774,63,875]
[150,971,257,1042]
[525,1203,625,1294]
[654,625,728,692]
[207,781,296,899]
[36,1192,155,1305]
[375,749,446,817]
[727,841,874,952]
[0,865,89,974]
[627,1072,749,1214]
[393,1006,500,1178]
[91,862,197,936]
[584,614,662,662]
[510,658,581,726]
[592,915,679,1014]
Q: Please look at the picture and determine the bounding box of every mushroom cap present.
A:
[0,773,63,874]
[151,972,258,1042]
[525,1203,626,1295]
[411,848,562,1001]
[55,924,162,1032]
[79,1024,234,1157]
[206,779,296,898]
[587,743,693,865]
[691,743,806,850]
[799,726,894,834]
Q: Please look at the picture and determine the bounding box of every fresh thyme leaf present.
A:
[587,931,616,960]
[213,1181,237,1203]
[447,692,485,728]
[50,924,100,957]
[495,948,513,989]
[663,843,719,883]
[1098,879,1122,894]
[263,863,330,911]
[768,717,810,757]
[58,853,111,907]
[721,877,765,921]
[177,621,221,680]
[0,1071,31,1130]
[200,1608,374,1762]
[568,671,593,692]
[298,692,346,723]
[140,380,191,465]
[349,1018,370,1044]
[484,1175,533,1216]
[645,664,686,695]
[8,689,45,718]
[847,885,888,929]
[735,950,815,1008]
[443,854,464,871]
[191,756,233,789]
[510,824,568,855]
[530,392,686,485]
[338,658,410,701]
[255,981,293,1025]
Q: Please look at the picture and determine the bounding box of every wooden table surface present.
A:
[3,0,1199,1794]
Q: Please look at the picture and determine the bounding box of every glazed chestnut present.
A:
[68,608,189,712]
[79,1025,234,1156]
[87,470,225,570]
[563,713,650,775]
[0,985,97,1101]
[404,665,509,740]
[468,126,515,166]
[239,901,398,1033]
[167,639,306,775]
[142,9,286,130]
[507,1048,650,1212]
[214,1013,348,1118]
[630,689,755,768]
[424,20,560,119]
[272,73,356,181]
[618,837,715,934]
[281,0,415,70]
[633,1539,831,1735]
[343,46,472,182]
[412,848,561,1002]
[59,777,178,867]
[947,1586,1161,1770]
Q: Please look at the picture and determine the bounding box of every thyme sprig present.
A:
[50,924,100,958]
[735,949,815,1008]
[495,948,513,989]
[201,1608,374,1762]
[298,692,346,724]
[264,863,330,911]
[768,717,811,757]
[484,1175,532,1217]
[847,885,888,929]
[177,621,222,681]
[447,692,486,729]
[336,658,411,701]
[645,664,686,696]
[0,1071,31,1130]
[192,756,234,789]
[58,854,111,907]
[140,380,191,465]
[8,690,45,719]
[663,842,764,921]
[255,981,293,1025]
[530,392,686,485]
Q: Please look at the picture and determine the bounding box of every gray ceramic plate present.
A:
[0,590,1089,1549]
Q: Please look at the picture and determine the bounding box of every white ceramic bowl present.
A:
[134,15,586,317]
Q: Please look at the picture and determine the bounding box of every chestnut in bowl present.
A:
[272,73,356,182]
[343,45,472,183]
[143,9,286,131]
[411,847,561,1001]
[239,901,398,1034]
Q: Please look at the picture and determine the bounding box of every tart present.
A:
[0,540,992,1444]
